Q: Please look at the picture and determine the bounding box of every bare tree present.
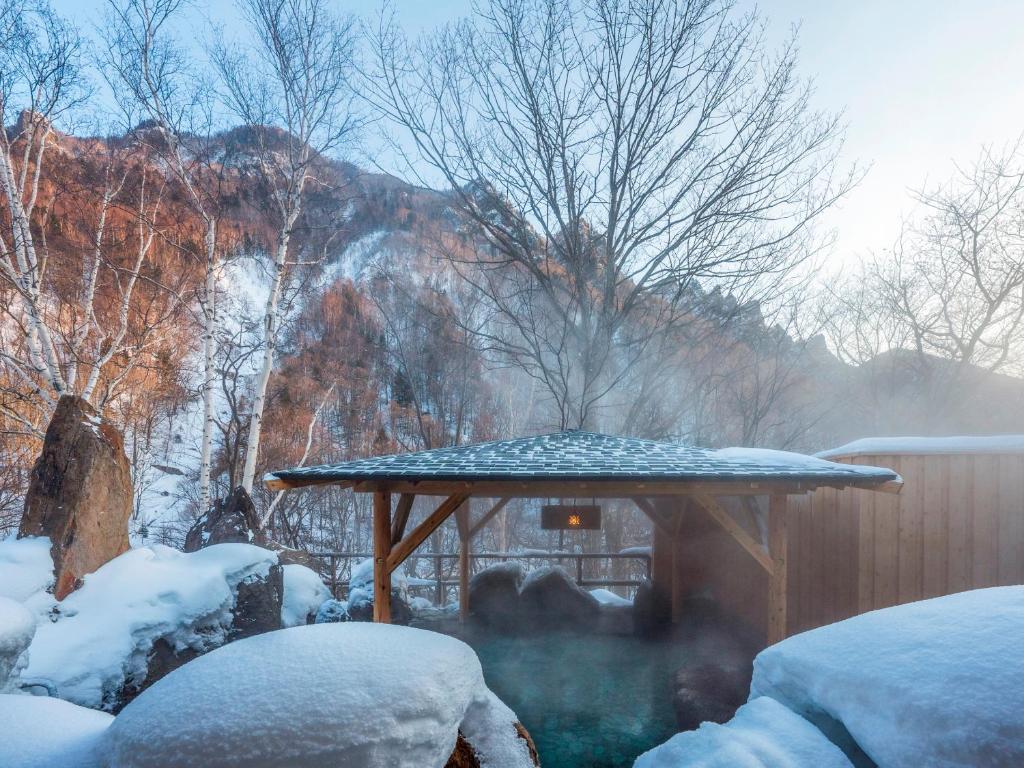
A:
[829,141,1024,408]
[212,0,358,495]
[366,0,853,430]
[0,0,86,412]
[102,0,228,512]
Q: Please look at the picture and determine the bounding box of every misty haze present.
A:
[1,1,1022,767]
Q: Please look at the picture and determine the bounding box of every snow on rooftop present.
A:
[750,586,1024,767]
[817,434,1024,459]
[268,430,900,487]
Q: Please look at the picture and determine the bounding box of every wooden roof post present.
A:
[650,498,675,625]
[671,497,687,624]
[373,491,392,623]
[768,493,789,644]
[456,501,471,623]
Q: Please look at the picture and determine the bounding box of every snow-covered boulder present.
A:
[750,586,1024,767]
[0,535,55,618]
[0,597,35,691]
[102,623,538,768]
[281,563,331,627]
[315,598,351,623]
[468,561,524,630]
[346,557,413,624]
[0,693,113,768]
[23,543,278,710]
[519,565,600,630]
[633,696,852,768]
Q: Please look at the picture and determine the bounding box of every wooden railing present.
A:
[307,550,652,601]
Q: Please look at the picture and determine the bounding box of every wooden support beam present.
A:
[373,491,392,623]
[768,493,789,645]
[390,493,415,546]
[469,497,511,538]
[387,492,469,574]
[456,502,470,623]
[692,493,773,574]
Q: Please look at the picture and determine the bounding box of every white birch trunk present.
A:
[240,211,297,494]
[198,218,218,513]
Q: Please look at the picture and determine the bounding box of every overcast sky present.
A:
[56,0,1024,270]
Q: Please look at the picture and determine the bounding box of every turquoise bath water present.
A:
[454,628,692,768]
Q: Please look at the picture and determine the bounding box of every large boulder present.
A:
[632,580,671,638]
[469,562,524,631]
[519,566,599,630]
[101,623,538,768]
[19,395,131,599]
[184,486,264,552]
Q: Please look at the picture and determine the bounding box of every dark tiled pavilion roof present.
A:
[266,430,900,489]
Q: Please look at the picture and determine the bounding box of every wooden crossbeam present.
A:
[390,493,415,546]
[469,497,510,538]
[387,492,469,573]
[692,493,773,574]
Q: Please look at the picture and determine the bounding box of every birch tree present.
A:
[213,0,358,494]
[103,0,227,512]
[0,1,85,413]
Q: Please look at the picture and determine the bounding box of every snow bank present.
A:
[633,696,851,768]
[103,623,534,768]
[0,693,113,768]
[751,586,1024,767]
[0,597,35,691]
[280,564,331,628]
[24,543,277,709]
[817,434,1024,458]
[589,588,632,606]
[0,535,54,616]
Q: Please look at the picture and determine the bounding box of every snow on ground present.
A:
[589,588,633,606]
[0,597,35,691]
[632,696,852,768]
[817,434,1024,458]
[103,623,535,768]
[0,536,54,616]
[281,564,331,628]
[751,586,1024,768]
[24,543,277,710]
[461,688,537,767]
[0,693,113,768]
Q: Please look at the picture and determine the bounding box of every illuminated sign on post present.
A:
[540,504,602,530]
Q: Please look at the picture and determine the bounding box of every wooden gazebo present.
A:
[265,431,901,643]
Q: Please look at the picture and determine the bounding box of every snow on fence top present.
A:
[266,430,899,489]
[817,435,1024,459]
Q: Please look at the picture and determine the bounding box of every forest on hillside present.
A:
[3,0,1024,561]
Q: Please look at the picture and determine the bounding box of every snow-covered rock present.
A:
[633,696,852,768]
[23,543,277,710]
[346,557,412,623]
[102,623,537,768]
[0,597,35,691]
[0,693,113,768]
[750,586,1024,767]
[314,598,351,623]
[0,535,55,617]
[280,563,331,627]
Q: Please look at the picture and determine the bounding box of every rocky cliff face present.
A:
[19,396,132,599]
